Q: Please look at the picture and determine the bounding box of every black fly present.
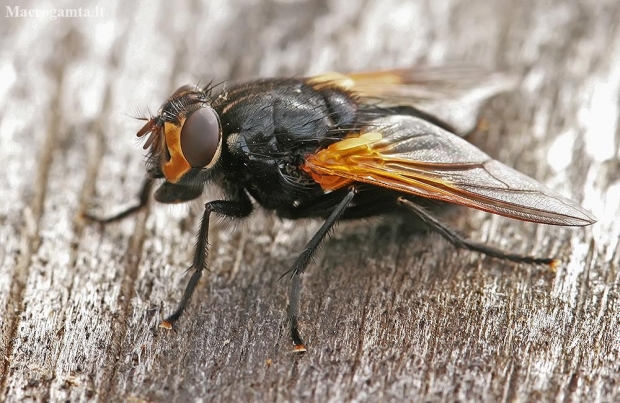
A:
[84,67,596,352]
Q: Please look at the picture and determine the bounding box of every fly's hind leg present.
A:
[397,197,556,265]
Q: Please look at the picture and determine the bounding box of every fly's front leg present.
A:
[288,186,357,352]
[82,177,154,224]
[161,190,253,328]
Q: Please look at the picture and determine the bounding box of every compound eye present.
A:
[180,106,221,167]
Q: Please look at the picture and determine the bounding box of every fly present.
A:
[84,67,596,352]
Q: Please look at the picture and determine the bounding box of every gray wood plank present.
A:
[1,0,618,402]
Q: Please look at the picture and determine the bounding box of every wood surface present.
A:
[1,0,619,402]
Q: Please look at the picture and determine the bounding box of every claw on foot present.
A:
[159,321,173,330]
[293,343,307,353]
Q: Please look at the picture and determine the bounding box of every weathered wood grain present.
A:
[1,0,619,402]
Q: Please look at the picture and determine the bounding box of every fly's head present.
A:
[138,84,223,184]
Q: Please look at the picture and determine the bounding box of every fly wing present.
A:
[302,115,596,226]
[308,67,517,135]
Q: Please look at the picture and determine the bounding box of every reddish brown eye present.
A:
[180,106,221,167]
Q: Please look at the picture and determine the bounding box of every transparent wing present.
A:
[308,66,518,135]
[302,115,596,226]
